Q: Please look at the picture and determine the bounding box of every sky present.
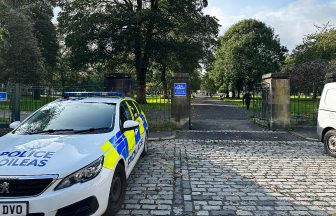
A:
[204,0,336,51]
[53,0,336,51]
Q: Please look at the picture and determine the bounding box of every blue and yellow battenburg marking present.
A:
[101,115,148,170]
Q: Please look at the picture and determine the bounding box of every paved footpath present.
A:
[118,97,336,216]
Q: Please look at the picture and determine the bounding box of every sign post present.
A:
[0,92,7,101]
[171,73,191,130]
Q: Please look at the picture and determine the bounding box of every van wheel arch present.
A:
[322,127,334,141]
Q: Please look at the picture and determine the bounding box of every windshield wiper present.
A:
[74,127,110,134]
[28,129,74,135]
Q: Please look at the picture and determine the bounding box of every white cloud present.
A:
[205,0,336,51]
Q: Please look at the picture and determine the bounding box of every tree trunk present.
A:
[161,65,168,99]
[136,66,147,104]
[237,89,241,99]
[312,85,318,99]
[134,0,157,104]
[225,87,229,98]
[231,89,236,98]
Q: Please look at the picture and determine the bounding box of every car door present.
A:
[132,101,148,133]
[127,101,145,137]
[126,100,143,143]
[119,101,136,156]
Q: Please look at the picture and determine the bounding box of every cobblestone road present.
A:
[118,97,335,216]
[118,139,336,216]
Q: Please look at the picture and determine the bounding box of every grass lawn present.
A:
[0,94,175,129]
[140,96,170,112]
[220,96,319,121]
[20,96,59,111]
[0,96,59,112]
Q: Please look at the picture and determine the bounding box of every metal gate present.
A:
[143,85,172,134]
[252,83,270,122]
[0,84,14,127]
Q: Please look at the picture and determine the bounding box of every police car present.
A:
[0,92,148,216]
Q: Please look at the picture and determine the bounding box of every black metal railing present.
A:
[290,94,320,126]
[0,83,173,134]
[252,83,270,122]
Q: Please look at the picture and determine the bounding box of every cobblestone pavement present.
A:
[117,96,335,216]
[118,139,336,216]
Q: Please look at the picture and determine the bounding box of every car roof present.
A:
[325,82,336,89]
[54,97,136,104]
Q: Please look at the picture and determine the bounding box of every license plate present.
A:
[0,202,28,216]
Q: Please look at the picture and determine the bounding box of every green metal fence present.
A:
[0,84,173,134]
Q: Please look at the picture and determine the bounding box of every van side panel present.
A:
[317,83,336,140]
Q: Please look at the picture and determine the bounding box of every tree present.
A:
[0,1,43,84]
[286,24,336,96]
[0,0,58,85]
[287,60,328,98]
[292,24,336,63]
[0,27,7,49]
[190,70,202,92]
[30,1,59,77]
[211,19,287,98]
[57,0,219,103]
[0,1,8,59]
[325,60,336,84]
[201,73,216,94]
[0,16,8,67]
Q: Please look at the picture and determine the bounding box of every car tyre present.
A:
[324,130,336,157]
[103,163,126,216]
[141,132,148,157]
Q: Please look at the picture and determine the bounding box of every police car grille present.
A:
[0,178,53,197]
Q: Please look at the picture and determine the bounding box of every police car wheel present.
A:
[324,130,336,157]
[103,163,126,216]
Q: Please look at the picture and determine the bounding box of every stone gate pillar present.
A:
[262,73,291,129]
[171,73,191,130]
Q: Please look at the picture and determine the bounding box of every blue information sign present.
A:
[174,83,187,96]
[0,92,7,101]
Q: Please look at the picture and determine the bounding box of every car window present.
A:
[325,89,336,107]
[120,102,132,127]
[132,101,142,114]
[127,100,139,119]
[14,102,116,135]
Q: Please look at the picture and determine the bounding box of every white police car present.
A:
[0,92,148,216]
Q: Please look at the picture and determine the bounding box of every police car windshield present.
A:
[14,102,116,135]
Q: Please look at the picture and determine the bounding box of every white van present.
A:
[317,82,336,157]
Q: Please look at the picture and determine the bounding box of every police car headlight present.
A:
[55,156,104,190]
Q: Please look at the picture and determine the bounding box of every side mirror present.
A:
[9,121,21,129]
[122,120,139,132]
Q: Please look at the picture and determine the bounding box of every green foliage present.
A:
[30,2,59,69]
[57,0,219,103]
[0,27,7,49]
[210,19,287,93]
[286,24,336,93]
[325,60,336,83]
[287,59,328,97]
[190,70,202,92]
[0,0,58,85]
[0,1,43,84]
[201,73,216,93]
[292,25,336,63]
[0,1,8,66]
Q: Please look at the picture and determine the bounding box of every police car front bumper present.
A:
[0,168,113,216]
